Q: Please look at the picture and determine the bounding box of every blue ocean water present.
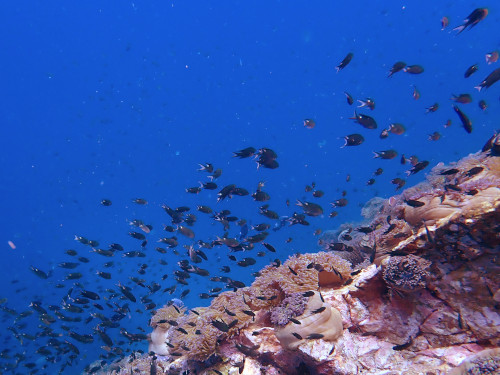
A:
[0,1,498,373]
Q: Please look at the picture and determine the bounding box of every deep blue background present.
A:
[0,1,498,372]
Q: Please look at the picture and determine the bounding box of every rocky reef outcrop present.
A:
[97,138,500,374]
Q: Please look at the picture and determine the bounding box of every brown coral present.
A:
[382,255,431,292]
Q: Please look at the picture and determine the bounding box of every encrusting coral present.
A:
[382,254,431,292]
[99,137,499,375]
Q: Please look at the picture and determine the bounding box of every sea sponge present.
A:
[382,255,431,292]
[274,291,343,350]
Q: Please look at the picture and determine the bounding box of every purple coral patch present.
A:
[270,292,308,326]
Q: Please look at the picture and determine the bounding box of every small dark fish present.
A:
[358,97,375,110]
[342,133,364,147]
[453,8,488,35]
[312,306,326,314]
[391,178,406,190]
[336,52,353,72]
[466,166,483,177]
[374,149,398,159]
[312,190,324,198]
[92,248,114,257]
[100,199,112,206]
[109,243,123,251]
[198,163,214,173]
[389,123,406,135]
[296,200,323,217]
[288,266,298,276]
[374,168,383,176]
[306,333,324,340]
[426,103,439,113]
[303,291,315,297]
[96,271,112,280]
[289,318,301,325]
[217,184,236,202]
[451,93,472,104]
[186,186,202,194]
[412,85,420,100]
[58,262,79,269]
[406,161,429,176]
[129,231,146,240]
[350,110,377,129]
[262,242,276,252]
[344,91,354,105]
[30,266,49,279]
[80,290,100,300]
[211,319,229,333]
[331,198,348,208]
[478,100,487,111]
[177,225,195,239]
[464,64,479,78]
[224,307,236,316]
[393,336,413,351]
[388,61,406,77]
[202,182,217,190]
[69,331,94,344]
[404,199,425,208]
[242,310,255,318]
[404,65,424,74]
[423,222,434,244]
[233,147,256,158]
[291,332,303,340]
[196,205,212,214]
[475,67,500,91]
[366,178,375,186]
[440,168,459,176]
[132,198,148,205]
[252,191,270,202]
[117,283,136,303]
[303,119,316,129]
[453,105,472,133]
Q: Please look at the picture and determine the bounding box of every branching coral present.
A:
[382,255,431,292]
[273,291,343,350]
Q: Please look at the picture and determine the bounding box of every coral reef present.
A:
[99,146,499,375]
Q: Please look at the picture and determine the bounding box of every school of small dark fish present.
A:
[0,6,498,375]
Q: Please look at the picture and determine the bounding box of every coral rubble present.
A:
[99,145,499,374]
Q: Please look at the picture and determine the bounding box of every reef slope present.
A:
[98,144,499,375]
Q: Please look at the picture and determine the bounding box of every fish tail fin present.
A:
[452,25,465,34]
